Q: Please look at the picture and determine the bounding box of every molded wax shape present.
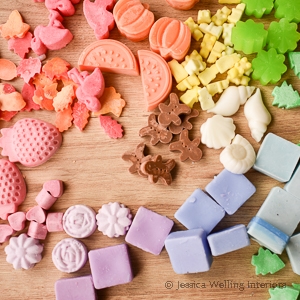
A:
[251,48,287,85]
[165,0,199,10]
[4,233,43,269]
[0,224,14,243]
[45,0,79,16]
[149,17,191,61]
[165,229,212,274]
[0,59,17,80]
[52,238,88,273]
[26,206,46,223]
[253,133,300,182]
[78,39,139,76]
[63,204,97,238]
[174,188,225,233]
[28,221,48,240]
[256,187,300,236]
[55,275,96,300]
[0,83,25,111]
[284,163,300,198]
[247,216,289,254]
[207,224,250,256]
[207,85,255,116]
[244,89,271,142]
[274,0,300,23]
[205,169,256,215]
[251,247,285,275]
[113,0,154,42]
[241,0,274,18]
[8,211,26,231]
[200,115,236,149]
[125,206,174,255]
[286,233,300,275]
[267,19,300,54]
[83,0,115,40]
[269,287,299,300]
[272,81,300,109]
[46,212,64,232]
[289,52,300,78]
[220,134,256,174]
[88,244,133,289]
[232,19,268,54]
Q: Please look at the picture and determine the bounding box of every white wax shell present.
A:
[208,86,255,116]
[244,88,272,142]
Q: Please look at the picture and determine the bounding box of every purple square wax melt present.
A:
[174,188,225,233]
[55,275,96,300]
[125,206,174,255]
[205,169,256,215]
[88,243,133,290]
[164,228,213,274]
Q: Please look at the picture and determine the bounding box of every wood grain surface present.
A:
[0,1,300,299]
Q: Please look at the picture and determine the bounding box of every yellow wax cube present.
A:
[168,59,189,83]
[198,64,219,86]
[216,53,240,74]
[227,3,246,24]
[176,74,201,91]
[197,10,211,24]
[200,33,217,59]
[222,23,234,46]
[206,79,229,96]
[184,17,203,41]
[199,22,223,39]
[207,41,226,64]
[198,87,215,110]
[180,86,200,108]
[211,6,231,26]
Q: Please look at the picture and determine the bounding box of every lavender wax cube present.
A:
[125,206,174,255]
[88,244,133,289]
[205,169,256,215]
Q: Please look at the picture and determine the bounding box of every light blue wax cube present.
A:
[247,216,289,254]
[253,133,300,182]
[205,169,256,215]
[286,233,300,275]
[164,228,212,274]
[256,187,300,236]
[207,224,250,256]
[174,188,225,233]
[284,163,300,198]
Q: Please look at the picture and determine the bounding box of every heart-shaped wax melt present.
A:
[26,206,46,223]
[0,224,14,243]
[43,180,63,198]
[8,211,26,231]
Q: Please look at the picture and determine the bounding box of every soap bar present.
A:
[165,228,212,274]
[247,216,289,254]
[205,169,256,215]
[256,187,300,236]
[125,206,174,255]
[284,163,300,198]
[253,133,300,182]
[88,244,133,289]
[286,233,300,275]
[55,275,97,300]
[174,188,225,233]
[207,224,250,256]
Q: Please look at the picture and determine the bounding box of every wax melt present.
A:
[45,0,79,16]
[284,163,300,198]
[28,221,48,239]
[165,0,199,10]
[286,233,300,275]
[289,52,300,78]
[7,212,26,231]
[274,0,300,23]
[269,286,299,300]
[26,206,47,223]
[241,0,273,18]
[46,212,64,232]
[272,81,300,109]
[0,83,25,112]
[0,224,14,243]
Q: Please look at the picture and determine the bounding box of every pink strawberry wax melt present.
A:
[0,118,62,167]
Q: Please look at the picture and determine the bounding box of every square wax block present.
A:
[55,275,96,300]
[88,244,133,290]
[286,233,300,275]
[253,133,300,182]
[164,228,212,274]
[205,169,256,215]
[256,187,300,236]
[174,188,225,233]
[284,163,300,198]
[125,206,174,255]
[207,224,250,256]
[247,216,289,254]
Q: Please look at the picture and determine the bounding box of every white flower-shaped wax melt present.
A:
[207,86,255,116]
[200,114,236,149]
[244,88,272,142]
[220,134,256,174]
[4,233,43,270]
[96,202,132,238]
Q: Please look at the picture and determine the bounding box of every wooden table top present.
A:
[0,0,300,299]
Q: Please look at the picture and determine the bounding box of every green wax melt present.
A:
[251,48,287,85]
[289,52,300,78]
[232,19,268,54]
[242,0,274,18]
[269,287,299,300]
[267,18,300,54]
[272,81,300,109]
[251,247,285,275]
[274,0,300,23]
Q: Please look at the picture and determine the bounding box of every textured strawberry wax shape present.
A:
[0,159,27,220]
[0,118,62,167]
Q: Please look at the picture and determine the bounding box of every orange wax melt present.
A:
[165,0,199,10]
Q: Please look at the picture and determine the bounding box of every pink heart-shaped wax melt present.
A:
[0,224,14,243]
[26,206,46,223]
[8,211,26,231]
[43,180,64,198]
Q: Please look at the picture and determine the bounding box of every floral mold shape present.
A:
[251,48,287,85]
[231,19,268,54]
[274,0,300,23]
[267,18,300,54]
[241,0,274,18]
[96,202,132,238]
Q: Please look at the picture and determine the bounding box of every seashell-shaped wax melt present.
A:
[220,134,256,174]
[200,115,236,149]
[244,88,272,142]
[208,86,255,116]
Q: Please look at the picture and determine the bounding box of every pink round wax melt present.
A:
[63,205,96,238]
[52,238,88,273]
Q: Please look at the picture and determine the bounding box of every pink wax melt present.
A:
[46,212,64,232]
[0,224,14,243]
[28,221,48,240]
[26,206,47,223]
[8,211,26,231]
